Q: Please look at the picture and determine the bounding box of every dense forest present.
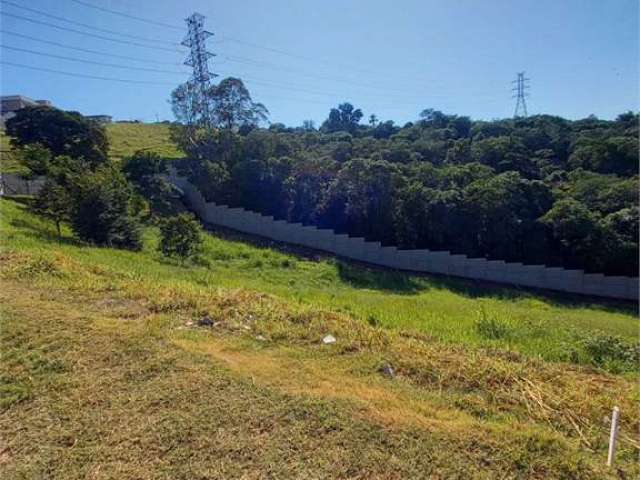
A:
[172,92,639,277]
[5,81,638,277]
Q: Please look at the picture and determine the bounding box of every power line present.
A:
[61,0,446,86]
[0,0,180,46]
[0,30,187,67]
[60,0,505,99]
[1,60,176,85]
[1,45,188,75]
[68,0,183,31]
[0,60,464,114]
[0,12,185,53]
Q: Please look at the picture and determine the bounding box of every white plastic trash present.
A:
[322,334,336,344]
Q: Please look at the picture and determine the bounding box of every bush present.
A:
[158,213,203,260]
[69,167,143,250]
[581,333,639,371]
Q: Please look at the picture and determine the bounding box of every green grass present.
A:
[2,198,635,369]
[1,123,184,174]
[106,123,184,161]
[1,197,639,478]
[0,131,26,175]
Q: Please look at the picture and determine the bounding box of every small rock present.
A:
[322,334,336,344]
[256,335,266,342]
[242,325,251,331]
[378,362,395,378]
[198,316,215,327]
[185,321,194,327]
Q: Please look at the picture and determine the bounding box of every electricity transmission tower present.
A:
[181,13,216,125]
[511,72,530,118]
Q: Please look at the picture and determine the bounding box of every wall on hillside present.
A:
[0,173,45,196]
[171,175,639,301]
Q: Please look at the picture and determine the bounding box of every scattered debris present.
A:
[198,316,215,327]
[378,362,395,378]
[322,334,336,344]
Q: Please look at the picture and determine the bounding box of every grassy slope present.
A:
[1,198,639,478]
[105,123,184,161]
[1,123,183,173]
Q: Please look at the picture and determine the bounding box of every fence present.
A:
[172,175,638,301]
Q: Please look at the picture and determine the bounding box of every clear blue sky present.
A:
[1,0,637,125]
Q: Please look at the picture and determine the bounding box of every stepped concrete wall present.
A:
[172,176,638,301]
[0,173,45,196]
[4,172,636,301]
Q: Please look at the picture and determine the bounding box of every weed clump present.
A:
[581,332,640,372]
[474,308,512,340]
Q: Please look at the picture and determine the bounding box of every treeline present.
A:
[173,103,639,276]
[6,106,203,261]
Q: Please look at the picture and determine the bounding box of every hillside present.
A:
[0,123,183,173]
[1,197,638,478]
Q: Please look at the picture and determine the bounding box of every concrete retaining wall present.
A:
[0,173,45,196]
[170,176,638,301]
[5,172,637,301]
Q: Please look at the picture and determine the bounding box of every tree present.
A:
[6,106,109,165]
[211,78,268,128]
[540,198,606,270]
[171,77,268,129]
[368,114,378,127]
[301,119,316,131]
[321,103,363,133]
[69,167,143,250]
[122,151,179,216]
[158,213,203,260]
[33,179,71,240]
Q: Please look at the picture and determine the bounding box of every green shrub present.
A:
[581,332,639,370]
[158,213,203,260]
[69,167,143,250]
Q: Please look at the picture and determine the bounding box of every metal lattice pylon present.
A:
[511,72,530,118]
[181,13,217,126]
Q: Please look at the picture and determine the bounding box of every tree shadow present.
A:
[337,258,636,316]
[335,261,425,294]
[8,217,86,247]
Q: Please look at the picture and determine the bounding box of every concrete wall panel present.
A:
[174,177,639,301]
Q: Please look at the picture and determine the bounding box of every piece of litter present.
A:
[322,334,336,344]
[378,362,395,378]
[256,335,266,342]
[198,316,214,327]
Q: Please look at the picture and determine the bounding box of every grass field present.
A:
[1,197,639,478]
[106,123,184,161]
[1,123,183,173]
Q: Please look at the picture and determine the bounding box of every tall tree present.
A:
[6,106,109,165]
[321,103,363,133]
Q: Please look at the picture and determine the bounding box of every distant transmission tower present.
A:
[181,13,217,126]
[511,72,530,118]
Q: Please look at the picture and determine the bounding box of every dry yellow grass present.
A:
[1,244,638,478]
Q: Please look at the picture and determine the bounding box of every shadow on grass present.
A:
[9,216,86,248]
[336,261,424,294]
[341,260,638,316]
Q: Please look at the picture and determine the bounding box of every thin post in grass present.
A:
[606,406,620,467]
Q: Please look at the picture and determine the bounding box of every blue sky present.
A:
[1,0,637,125]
